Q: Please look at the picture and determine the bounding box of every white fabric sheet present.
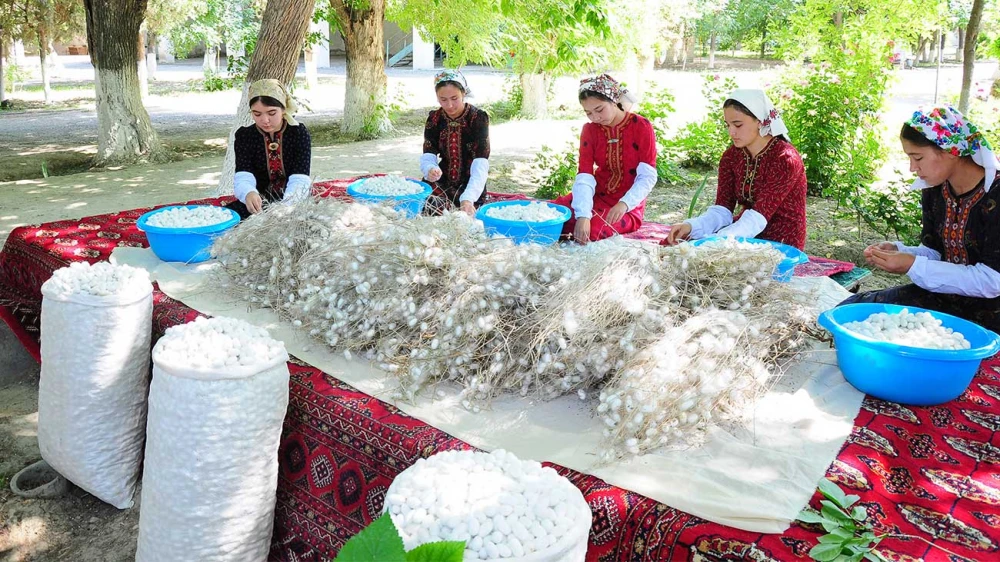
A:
[110,247,863,534]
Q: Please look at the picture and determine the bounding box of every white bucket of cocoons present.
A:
[384,449,592,561]
[38,261,153,509]
[136,316,290,562]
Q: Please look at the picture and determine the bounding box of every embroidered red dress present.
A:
[716,137,807,249]
[554,113,657,241]
[422,104,490,208]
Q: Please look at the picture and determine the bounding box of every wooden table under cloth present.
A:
[1,177,996,561]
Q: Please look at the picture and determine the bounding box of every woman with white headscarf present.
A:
[227,79,312,219]
[839,106,1000,332]
[554,73,656,244]
[662,88,807,249]
[420,69,491,215]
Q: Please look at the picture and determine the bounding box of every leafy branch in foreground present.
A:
[798,478,964,562]
[334,513,465,562]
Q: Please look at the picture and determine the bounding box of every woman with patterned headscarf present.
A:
[839,106,1000,331]
[662,88,808,249]
[227,79,312,219]
[554,73,656,244]
[420,69,490,215]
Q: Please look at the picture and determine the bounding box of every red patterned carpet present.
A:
[2,181,996,561]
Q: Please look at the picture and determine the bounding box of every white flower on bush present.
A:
[843,308,971,350]
[384,449,587,559]
[147,206,233,228]
[153,316,286,369]
[484,202,564,222]
[43,261,150,298]
[354,175,423,196]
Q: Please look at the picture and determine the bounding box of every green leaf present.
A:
[817,533,849,544]
[830,527,854,540]
[845,553,865,562]
[817,478,848,507]
[843,494,861,507]
[852,505,868,522]
[809,542,847,562]
[820,501,852,524]
[864,551,888,562]
[797,510,826,524]
[406,541,466,562]
[820,519,841,533]
[335,514,407,562]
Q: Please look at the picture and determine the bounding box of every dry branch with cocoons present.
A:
[212,198,817,458]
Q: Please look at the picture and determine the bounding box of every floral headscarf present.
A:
[578,73,638,108]
[434,69,473,97]
[725,89,790,143]
[906,106,999,192]
[248,79,299,126]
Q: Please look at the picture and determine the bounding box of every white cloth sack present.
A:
[37,278,153,509]
[135,343,289,562]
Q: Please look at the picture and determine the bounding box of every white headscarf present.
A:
[725,89,790,143]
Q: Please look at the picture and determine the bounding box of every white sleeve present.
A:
[282,174,312,203]
[460,158,489,203]
[420,153,439,179]
[618,162,657,211]
[893,241,942,261]
[684,205,733,239]
[906,256,1000,298]
[234,171,257,204]
[716,208,767,239]
[570,173,597,218]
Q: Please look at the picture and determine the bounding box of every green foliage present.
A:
[687,173,711,218]
[797,478,886,562]
[334,513,464,562]
[636,86,685,185]
[842,174,922,245]
[357,88,406,140]
[769,12,894,218]
[532,141,579,199]
[663,74,738,169]
[3,63,30,94]
[480,78,524,123]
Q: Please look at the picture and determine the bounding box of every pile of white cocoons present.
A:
[146,205,233,228]
[843,308,971,350]
[42,261,150,299]
[152,316,288,369]
[384,449,591,561]
[355,175,423,196]
[484,202,564,222]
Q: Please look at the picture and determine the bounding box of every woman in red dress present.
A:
[553,74,657,244]
[662,89,807,250]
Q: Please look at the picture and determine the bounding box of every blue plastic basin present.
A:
[818,303,1000,406]
[137,205,240,264]
[346,177,433,218]
[689,236,807,282]
[475,201,572,245]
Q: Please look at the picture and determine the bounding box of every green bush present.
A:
[841,173,922,245]
[770,42,892,202]
[532,141,578,200]
[662,75,739,169]
[203,70,238,92]
[3,63,30,94]
[481,78,524,123]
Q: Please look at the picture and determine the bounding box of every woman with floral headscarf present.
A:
[839,106,1000,332]
[555,73,656,244]
[228,78,312,219]
[420,69,490,215]
[662,89,807,249]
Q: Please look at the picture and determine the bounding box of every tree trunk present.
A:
[957,27,965,63]
[833,12,843,28]
[217,0,315,196]
[203,44,218,73]
[760,20,767,59]
[38,32,52,104]
[0,37,6,105]
[83,0,160,167]
[959,0,986,113]
[137,32,149,99]
[519,73,547,119]
[146,31,157,79]
[708,31,717,70]
[47,39,64,73]
[338,0,389,138]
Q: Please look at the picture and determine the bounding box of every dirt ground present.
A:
[0,55,994,561]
